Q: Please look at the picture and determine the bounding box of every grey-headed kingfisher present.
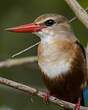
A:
[6,13,88,110]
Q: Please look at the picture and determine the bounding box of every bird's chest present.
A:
[38,40,72,78]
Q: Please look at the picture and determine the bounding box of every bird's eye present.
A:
[44,19,55,26]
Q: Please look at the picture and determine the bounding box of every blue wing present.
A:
[81,87,87,106]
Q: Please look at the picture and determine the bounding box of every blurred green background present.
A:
[0,0,88,110]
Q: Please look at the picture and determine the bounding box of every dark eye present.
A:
[44,19,55,26]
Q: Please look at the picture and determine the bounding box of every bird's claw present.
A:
[75,98,80,110]
[43,92,50,104]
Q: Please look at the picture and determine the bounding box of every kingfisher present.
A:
[6,13,87,110]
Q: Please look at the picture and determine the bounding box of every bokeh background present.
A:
[0,0,88,110]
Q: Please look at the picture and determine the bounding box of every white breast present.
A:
[38,58,71,78]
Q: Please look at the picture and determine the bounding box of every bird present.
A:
[6,13,87,109]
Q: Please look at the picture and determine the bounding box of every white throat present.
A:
[35,29,54,42]
[34,28,76,43]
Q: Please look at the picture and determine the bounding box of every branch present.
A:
[0,76,87,110]
[0,56,37,68]
[64,0,88,29]
[69,7,88,23]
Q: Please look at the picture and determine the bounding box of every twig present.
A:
[0,76,87,110]
[69,7,88,23]
[0,56,37,68]
[11,41,40,58]
[64,0,88,29]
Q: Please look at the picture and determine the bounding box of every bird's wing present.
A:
[75,41,86,60]
[75,41,87,106]
[81,87,87,106]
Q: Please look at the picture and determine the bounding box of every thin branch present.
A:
[11,41,40,58]
[0,56,37,68]
[69,7,88,23]
[0,76,87,110]
[64,0,88,29]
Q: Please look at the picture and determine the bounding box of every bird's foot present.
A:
[43,92,50,104]
[75,98,80,110]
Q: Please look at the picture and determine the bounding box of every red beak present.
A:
[6,23,43,33]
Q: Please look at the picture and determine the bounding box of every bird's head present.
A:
[6,13,73,40]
